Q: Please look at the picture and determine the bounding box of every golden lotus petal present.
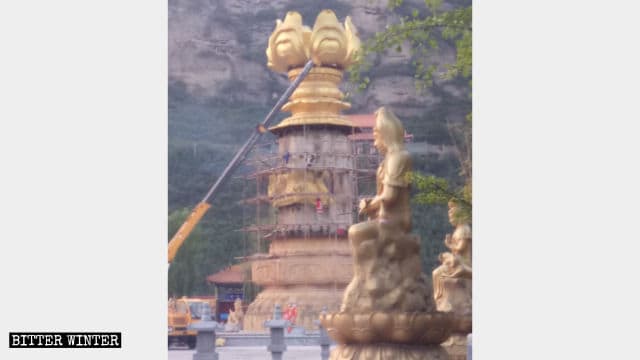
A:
[351,313,376,343]
[344,16,361,65]
[266,11,309,72]
[411,313,429,335]
[390,313,414,343]
[328,312,353,343]
[370,312,392,336]
[310,9,347,67]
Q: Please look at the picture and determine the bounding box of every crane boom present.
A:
[168,60,315,264]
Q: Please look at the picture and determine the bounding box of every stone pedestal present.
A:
[314,307,332,360]
[435,270,472,360]
[265,305,290,360]
[189,321,219,360]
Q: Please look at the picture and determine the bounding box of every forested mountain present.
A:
[168,0,471,296]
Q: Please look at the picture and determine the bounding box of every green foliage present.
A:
[410,172,471,223]
[411,173,452,205]
[412,203,448,273]
[349,2,471,93]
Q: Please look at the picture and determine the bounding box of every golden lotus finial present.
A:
[266,10,361,73]
[266,11,310,73]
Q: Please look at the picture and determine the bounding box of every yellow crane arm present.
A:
[167,60,314,265]
[168,202,211,263]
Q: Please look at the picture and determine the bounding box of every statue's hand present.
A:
[358,198,371,215]
[444,234,453,248]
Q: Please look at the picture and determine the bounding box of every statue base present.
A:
[435,277,472,315]
[320,311,452,345]
[330,343,449,360]
[435,277,472,360]
[244,286,345,331]
[223,323,241,332]
[441,333,468,360]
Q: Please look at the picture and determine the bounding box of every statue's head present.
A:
[448,199,471,226]
[439,252,458,267]
[447,200,459,225]
[373,107,405,154]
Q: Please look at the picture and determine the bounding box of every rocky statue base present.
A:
[320,219,453,358]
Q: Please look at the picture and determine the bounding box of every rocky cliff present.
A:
[169,0,470,123]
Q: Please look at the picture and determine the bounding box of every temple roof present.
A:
[206,264,245,285]
[347,114,376,128]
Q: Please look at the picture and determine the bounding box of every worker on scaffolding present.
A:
[316,197,323,214]
[305,152,316,167]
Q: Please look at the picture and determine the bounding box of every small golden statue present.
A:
[225,298,244,332]
[432,201,472,313]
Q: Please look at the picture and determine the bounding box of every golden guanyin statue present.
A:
[321,108,453,360]
[342,107,431,313]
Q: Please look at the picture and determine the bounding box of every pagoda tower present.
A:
[243,10,361,331]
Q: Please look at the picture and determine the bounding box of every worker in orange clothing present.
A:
[283,303,298,333]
